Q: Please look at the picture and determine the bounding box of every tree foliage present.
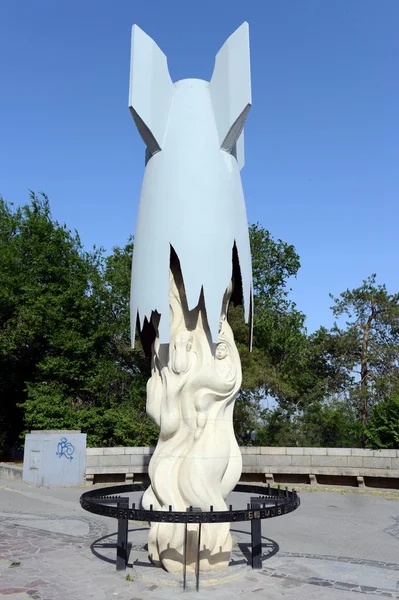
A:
[1,194,398,455]
[366,394,399,449]
[0,194,156,456]
[313,275,399,447]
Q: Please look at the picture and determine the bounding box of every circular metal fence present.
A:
[80,481,300,589]
[80,482,300,523]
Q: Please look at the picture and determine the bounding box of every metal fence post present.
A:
[183,517,188,591]
[195,521,202,591]
[183,507,202,591]
[250,497,262,569]
[116,497,129,571]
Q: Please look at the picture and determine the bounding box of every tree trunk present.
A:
[360,303,375,448]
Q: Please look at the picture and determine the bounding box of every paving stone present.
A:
[1,478,399,600]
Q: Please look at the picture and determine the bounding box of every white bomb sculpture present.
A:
[129,23,253,573]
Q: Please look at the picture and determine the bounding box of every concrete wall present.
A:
[85,446,153,483]
[0,463,23,480]
[85,446,399,488]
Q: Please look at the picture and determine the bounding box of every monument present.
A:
[129,22,253,574]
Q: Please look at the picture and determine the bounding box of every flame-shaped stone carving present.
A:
[142,260,242,572]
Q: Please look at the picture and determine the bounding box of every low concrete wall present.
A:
[85,447,153,483]
[0,463,23,480]
[85,447,399,488]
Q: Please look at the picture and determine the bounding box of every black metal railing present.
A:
[80,482,300,590]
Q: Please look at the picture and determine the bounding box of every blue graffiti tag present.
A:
[56,437,75,461]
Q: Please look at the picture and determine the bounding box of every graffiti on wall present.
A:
[56,437,75,462]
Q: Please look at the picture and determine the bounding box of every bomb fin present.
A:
[129,25,174,156]
[210,22,251,168]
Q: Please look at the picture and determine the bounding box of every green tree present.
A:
[7,194,376,453]
[0,193,156,456]
[326,275,399,447]
[249,223,301,309]
[241,225,363,448]
[366,394,399,449]
[22,234,157,448]
[230,224,316,443]
[0,192,103,454]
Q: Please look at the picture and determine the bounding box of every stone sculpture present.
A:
[129,22,253,573]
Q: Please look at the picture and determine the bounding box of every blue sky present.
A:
[0,1,397,333]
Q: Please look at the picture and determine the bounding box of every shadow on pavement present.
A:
[90,526,280,570]
[231,528,279,566]
[90,526,149,568]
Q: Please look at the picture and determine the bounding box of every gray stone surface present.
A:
[352,449,377,457]
[303,447,328,455]
[1,477,399,599]
[287,447,304,455]
[311,455,349,467]
[373,450,397,458]
[82,447,399,488]
[125,447,146,454]
[0,463,23,480]
[260,446,288,454]
[98,454,130,466]
[366,457,393,469]
[87,465,128,474]
[103,447,126,455]
[257,454,292,466]
[348,457,365,468]
[291,456,312,466]
[85,455,99,467]
[326,448,352,456]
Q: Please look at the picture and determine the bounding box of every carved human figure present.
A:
[172,331,193,375]
[215,342,235,381]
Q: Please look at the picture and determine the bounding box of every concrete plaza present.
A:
[0,476,398,600]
